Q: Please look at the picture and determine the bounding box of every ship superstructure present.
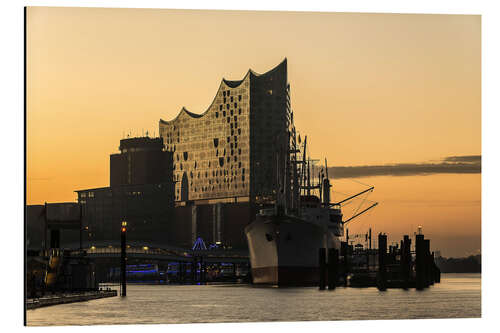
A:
[244,78,377,286]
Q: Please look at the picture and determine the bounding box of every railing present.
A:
[66,246,248,260]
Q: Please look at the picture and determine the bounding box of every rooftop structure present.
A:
[110,136,172,187]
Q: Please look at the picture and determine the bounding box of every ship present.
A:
[245,130,377,286]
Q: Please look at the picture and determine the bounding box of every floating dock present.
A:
[318,233,441,290]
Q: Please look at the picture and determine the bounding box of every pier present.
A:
[318,232,441,290]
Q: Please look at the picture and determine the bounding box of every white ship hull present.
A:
[245,213,335,286]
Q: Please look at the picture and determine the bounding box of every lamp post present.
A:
[120,221,127,297]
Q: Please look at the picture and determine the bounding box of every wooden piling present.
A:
[319,248,326,290]
[424,239,432,286]
[400,235,411,288]
[328,248,338,290]
[429,252,437,284]
[377,233,387,291]
[434,255,441,283]
[415,234,425,290]
[341,242,349,286]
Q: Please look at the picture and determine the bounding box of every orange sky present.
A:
[26,7,480,257]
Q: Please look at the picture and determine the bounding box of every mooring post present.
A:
[319,248,326,290]
[401,235,411,288]
[424,239,432,286]
[434,254,441,283]
[415,234,425,290]
[430,251,436,284]
[369,228,372,250]
[377,233,387,291]
[328,248,338,290]
[341,242,349,286]
[120,221,127,297]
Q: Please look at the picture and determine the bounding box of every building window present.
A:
[238,95,242,101]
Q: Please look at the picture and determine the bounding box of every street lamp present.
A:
[120,220,127,297]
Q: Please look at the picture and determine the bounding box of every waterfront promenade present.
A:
[26,290,117,310]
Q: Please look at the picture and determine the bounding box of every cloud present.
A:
[443,155,481,163]
[329,155,481,179]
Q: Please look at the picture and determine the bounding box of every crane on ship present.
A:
[319,157,378,225]
[292,133,378,229]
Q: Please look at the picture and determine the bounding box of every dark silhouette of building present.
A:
[75,136,176,248]
[110,137,172,186]
[26,203,83,250]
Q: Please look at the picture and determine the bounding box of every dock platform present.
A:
[26,290,117,310]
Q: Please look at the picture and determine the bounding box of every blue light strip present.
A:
[126,270,158,274]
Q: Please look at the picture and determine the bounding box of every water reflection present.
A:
[27,273,481,326]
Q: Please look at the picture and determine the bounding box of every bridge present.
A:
[42,240,251,286]
[64,245,249,264]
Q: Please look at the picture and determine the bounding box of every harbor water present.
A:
[26,273,480,326]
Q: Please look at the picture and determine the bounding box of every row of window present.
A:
[222,95,242,103]
[215,108,242,118]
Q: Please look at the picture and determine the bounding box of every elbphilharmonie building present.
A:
[160,59,290,205]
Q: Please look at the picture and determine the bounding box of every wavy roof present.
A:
[159,58,287,125]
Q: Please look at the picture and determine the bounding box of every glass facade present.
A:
[160,59,289,203]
